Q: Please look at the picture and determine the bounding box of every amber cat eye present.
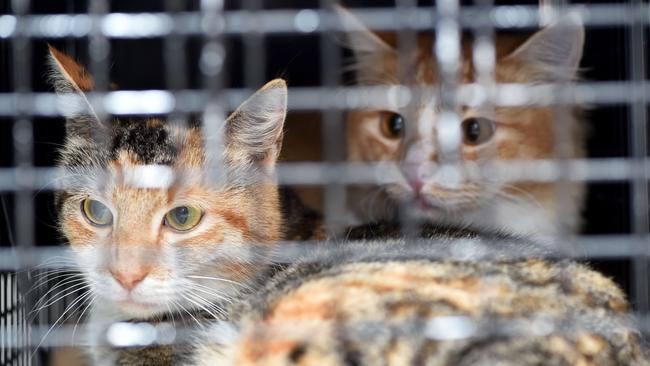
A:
[164,206,203,231]
[380,111,405,138]
[81,199,113,227]
[462,117,496,145]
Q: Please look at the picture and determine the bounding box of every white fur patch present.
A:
[122,165,174,189]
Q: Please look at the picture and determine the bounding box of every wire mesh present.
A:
[0,0,648,365]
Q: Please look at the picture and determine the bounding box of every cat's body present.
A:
[190,227,647,365]
[340,7,585,238]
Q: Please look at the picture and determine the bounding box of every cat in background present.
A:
[340,6,586,238]
[48,45,292,365]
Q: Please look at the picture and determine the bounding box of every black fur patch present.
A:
[110,119,177,165]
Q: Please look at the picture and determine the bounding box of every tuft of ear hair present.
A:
[505,15,585,79]
[47,45,103,137]
[225,79,288,170]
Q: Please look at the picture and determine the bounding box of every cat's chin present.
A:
[412,194,477,214]
[116,299,167,318]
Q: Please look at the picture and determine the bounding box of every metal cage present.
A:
[0,0,648,365]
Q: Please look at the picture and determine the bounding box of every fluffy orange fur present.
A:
[342,8,585,237]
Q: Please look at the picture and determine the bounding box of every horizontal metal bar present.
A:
[0,4,648,40]
[2,312,649,349]
[0,234,647,270]
[0,158,648,192]
[0,82,648,118]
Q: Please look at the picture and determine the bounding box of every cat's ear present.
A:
[47,45,103,136]
[225,79,287,170]
[334,5,395,83]
[505,17,584,79]
[334,5,392,55]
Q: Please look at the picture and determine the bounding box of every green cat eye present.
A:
[380,111,405,138]
[81,199,113,227]
[164,206,203,231]
[462,117,496,146]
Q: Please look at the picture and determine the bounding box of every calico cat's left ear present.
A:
[505,17,584,79]
[225,79,287,170]
[47,45,103,137]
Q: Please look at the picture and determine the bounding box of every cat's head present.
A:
[340,7,585,222]
[49,46,287,318]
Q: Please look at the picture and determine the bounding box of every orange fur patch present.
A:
[48,45,95,92]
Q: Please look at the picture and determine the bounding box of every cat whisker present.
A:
[187,291,229,315]
[72,293,96,345]
[185,282,233,303]
[498,184,545,212]
[30,283,90,316]
[32,256,78,269]
[165,302,177,328]
[31,289,94,356]
[186,275,250,289]
[26,271,83,296]
[29,276,87,310]
[174,297,205,329]
[182,293,223,321]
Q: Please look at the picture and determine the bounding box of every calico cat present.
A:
[339,6,585,238]
[48,45,298,365]
[190,228,648,365]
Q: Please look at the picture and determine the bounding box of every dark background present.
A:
[0,0,647,310]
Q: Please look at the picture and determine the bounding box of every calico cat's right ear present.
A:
[47,45,103,136]
[334,5,395,83]
[224,79,287,171]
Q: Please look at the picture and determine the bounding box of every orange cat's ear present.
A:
[334,5,393,55]
[224,79,287,170]
[505,16,584,79]
[47,45,103,136]
[334,5,395,84]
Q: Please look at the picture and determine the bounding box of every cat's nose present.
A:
[110,267,151,291]
[401,163,424,193]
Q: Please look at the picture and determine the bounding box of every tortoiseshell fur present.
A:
[191,228,648,365]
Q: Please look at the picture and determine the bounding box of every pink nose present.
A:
[402,163,424,193]
[110,268,150,291]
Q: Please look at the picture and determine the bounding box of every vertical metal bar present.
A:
[472,0,496,95]
[543,0,575,250]
[164,0,189,137]
[200,0,227,186]
[1,275,5,365]
[320,0,345,234]
[434,0,462,167]
[472,0,497,241]
[629,0,649,313]
[395,0,419,236]
[243,0,265,89]
[10,0,32,363]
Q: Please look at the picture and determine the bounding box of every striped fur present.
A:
[191,231,648,366]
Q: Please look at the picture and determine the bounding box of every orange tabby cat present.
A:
[340,7,585,238]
